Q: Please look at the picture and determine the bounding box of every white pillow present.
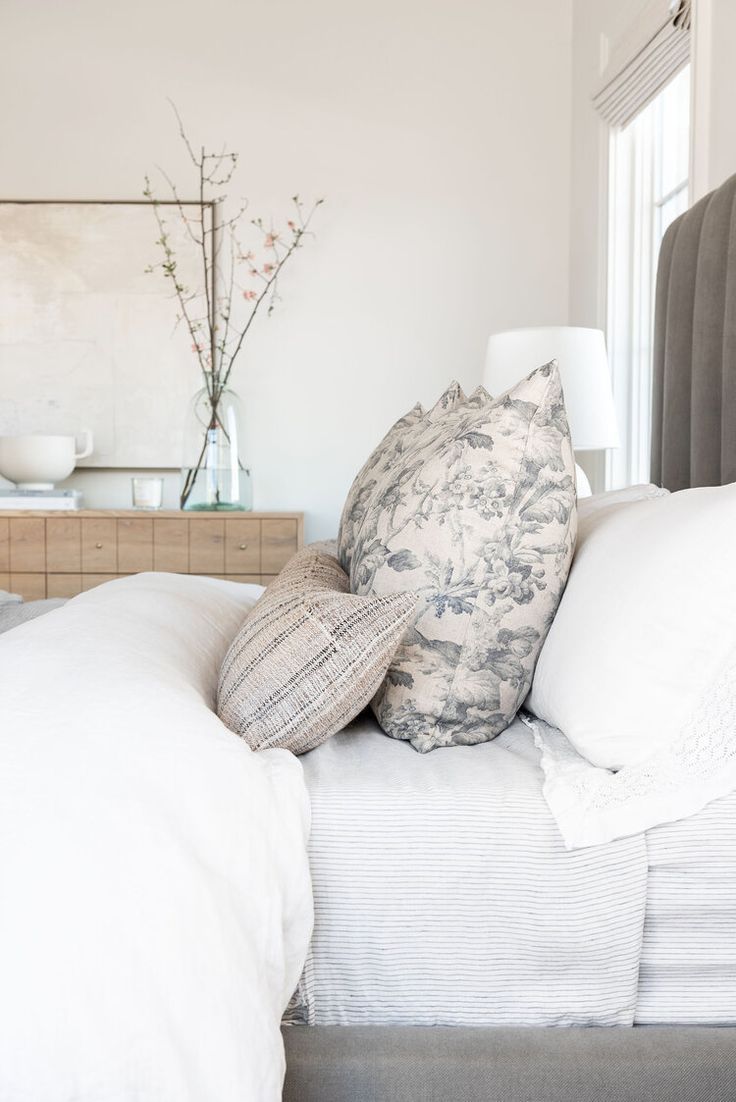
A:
[576,482,668,522]
[528,483,736,770]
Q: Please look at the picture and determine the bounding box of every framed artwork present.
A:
[0,200,215,468]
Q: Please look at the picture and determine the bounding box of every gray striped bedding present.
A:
[295,715,648,1027]
[636,789,736,1024]
[292,713,736,1028]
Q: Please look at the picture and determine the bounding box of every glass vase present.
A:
[180,386,252,511]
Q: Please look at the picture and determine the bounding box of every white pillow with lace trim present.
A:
[528,483,736,774]
[522,678,736,847]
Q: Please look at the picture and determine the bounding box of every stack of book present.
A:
[0,489,83,511]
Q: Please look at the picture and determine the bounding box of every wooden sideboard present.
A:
[0,510,304,601]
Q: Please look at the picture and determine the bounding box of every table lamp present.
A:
[483,326,619,496]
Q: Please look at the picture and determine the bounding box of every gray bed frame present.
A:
[283,1026,736,1101]
[283,174,736,1100]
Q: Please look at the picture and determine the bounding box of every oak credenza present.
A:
[0,510,303,601]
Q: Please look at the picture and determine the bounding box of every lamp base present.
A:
[575,463,592,498]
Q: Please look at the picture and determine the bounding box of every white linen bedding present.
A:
[0,573,312,1102]
[295,713,648,1027]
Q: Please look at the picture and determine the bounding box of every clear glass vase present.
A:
[180,386,252,511]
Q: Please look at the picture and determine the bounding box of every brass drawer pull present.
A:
[239,543,248,550]
[95,542,103,549]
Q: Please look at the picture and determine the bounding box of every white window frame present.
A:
[605,63,690,490]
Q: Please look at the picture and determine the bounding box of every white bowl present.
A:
[0,431,93,490]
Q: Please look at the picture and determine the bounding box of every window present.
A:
[606,63,690,488]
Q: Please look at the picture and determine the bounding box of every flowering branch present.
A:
[219,196,323,395]
[145,103,322,398]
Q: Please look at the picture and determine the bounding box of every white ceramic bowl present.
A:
[0,431,93,490]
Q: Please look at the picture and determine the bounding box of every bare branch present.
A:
[167,98,200,167]
[146,103,324,496]
[152,164,204,248]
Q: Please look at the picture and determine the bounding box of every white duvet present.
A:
[0,573,312,1102]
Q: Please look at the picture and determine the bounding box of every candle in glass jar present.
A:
[131,476,164,510]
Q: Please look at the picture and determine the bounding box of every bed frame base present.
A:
[283,1025,736,1101]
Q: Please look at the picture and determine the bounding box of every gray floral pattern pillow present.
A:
[338,403,424,575]
[337,382,493,574]
[350,363,577,753]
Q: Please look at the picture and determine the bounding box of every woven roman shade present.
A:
[593,0,691,128]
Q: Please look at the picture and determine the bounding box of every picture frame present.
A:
[0,199,216,468]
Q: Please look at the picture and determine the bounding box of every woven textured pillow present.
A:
[217,549,416,754]
[351,362,577,753]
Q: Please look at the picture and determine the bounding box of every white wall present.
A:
[569,0,633,330]
[1,0,572,539]
[691,0,736,198]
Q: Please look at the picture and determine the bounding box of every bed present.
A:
[2,176,736,1102]
[281,173,736,1098]
[280,717,736,1099]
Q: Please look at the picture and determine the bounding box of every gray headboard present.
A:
[651,172,736,490]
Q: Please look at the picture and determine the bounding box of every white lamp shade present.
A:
[484,326,620,450]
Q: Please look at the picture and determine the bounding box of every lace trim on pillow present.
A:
[521,648,736,849]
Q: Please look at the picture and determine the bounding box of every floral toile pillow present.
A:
[338,402,425,575]
[337,382,493,574]
[350,363,577,753]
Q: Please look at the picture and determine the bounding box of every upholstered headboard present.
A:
[651,172,736,490]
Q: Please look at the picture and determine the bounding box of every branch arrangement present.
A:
[144,103,323,507]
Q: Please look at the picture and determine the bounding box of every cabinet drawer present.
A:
[47,573,84,598]
[46,517,82,571]
[0,512,301,592]
[9,518,45,572]
[0,519,9,572]
[153,518,189,572]
[189,519,225,573]
[9,573,46,601]
[224,519,261,574]
[261,519,298,574]
[117,518,153,572]
[81,519,117,572]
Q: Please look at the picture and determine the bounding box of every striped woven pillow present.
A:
[217,548,415,754]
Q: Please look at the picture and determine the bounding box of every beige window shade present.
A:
[593,0,691,128]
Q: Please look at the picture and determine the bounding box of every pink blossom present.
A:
[243,290,257,300]
[264,232,279,247]
[263,263,275,275]
[287,220,297,230]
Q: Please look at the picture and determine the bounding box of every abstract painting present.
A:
[0,200,213,467]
